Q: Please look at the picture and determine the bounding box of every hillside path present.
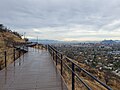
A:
[0,48,67,90]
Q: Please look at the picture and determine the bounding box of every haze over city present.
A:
[0,0,120,41]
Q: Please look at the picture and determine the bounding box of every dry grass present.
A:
[0,31,25,70]
[0,47,24,70]
[55,57,120,90]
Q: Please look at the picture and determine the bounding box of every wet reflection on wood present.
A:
[0,48,67,90]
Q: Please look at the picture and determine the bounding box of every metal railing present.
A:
[14,42,29,52]
[0,43,28,70]
[47,45,112,90]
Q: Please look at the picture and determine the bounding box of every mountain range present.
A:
[29,39,120,44]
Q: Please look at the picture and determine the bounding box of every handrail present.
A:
[47,45,112,90]
[64,62,92,90]
[0,43,28,69]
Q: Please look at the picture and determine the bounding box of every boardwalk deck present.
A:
[0,48,68,90]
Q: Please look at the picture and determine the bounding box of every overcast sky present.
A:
[0,0,120,41]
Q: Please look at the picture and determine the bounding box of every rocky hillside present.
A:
[0,24,25,49]
[0,24,26,69]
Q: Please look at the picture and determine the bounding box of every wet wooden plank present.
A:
[0,48,67,90]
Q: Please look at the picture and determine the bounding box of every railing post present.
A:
[72,63,75,90]
[47,45,48,51]
[47,45,50,53]
[56,51,57,66]
[13,48,16,66]
[23,45,24,50]
[61,54,63,75]
[0,63,1,70]
[46,45,48,51]
[4,51,7,67]
[19,49,21,66]
[19,49,21,57]
[53,51,54,60]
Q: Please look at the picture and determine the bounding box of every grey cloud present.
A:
[0,0,120,40]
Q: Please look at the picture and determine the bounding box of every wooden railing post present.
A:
[4,51,7,67]
[72,63,75,90]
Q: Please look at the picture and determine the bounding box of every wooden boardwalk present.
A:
[0,48,67,90]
